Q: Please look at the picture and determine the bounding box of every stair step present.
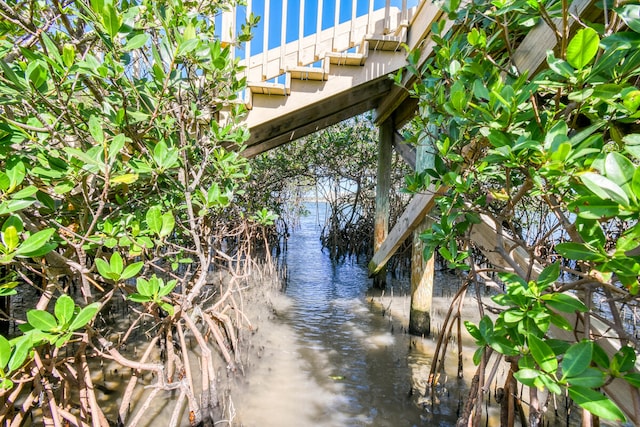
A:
[326,50,367,66]
[366,35,405,51]
[287,64,329,81]
[247,81,290,96]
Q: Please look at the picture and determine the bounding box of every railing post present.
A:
[384,0,390,34]
[262,0,270,79]
[298,0,305,65]
[221,9,234,46]
[315,0,324,60]
[409,125,436,336]
[367,0,374,35]
[246,0,252,60]
[373,118,393,288]
[350,0,357,46]
[332,0,341,51]
[280,0,288,73]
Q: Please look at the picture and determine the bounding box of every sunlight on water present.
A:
[231,203,468,426]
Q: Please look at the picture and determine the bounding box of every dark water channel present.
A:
[232,204,469,426]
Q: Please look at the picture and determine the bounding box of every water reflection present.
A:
[233,204,466,426]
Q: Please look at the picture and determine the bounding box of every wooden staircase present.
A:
[235,4,422,157]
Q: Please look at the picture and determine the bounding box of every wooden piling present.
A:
[409,129,435,336]
[373,118,393,288]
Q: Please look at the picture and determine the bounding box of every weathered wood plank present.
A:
[409,130,436,335]
[392,131,416,169]
[373,118,394,287]
[368,187,444,276]
[512,0,597,75]
[243,77,392,157]
[375,118,393,252]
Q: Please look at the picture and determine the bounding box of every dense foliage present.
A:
[0,0,269,425]
[406,0,640,424]
[251,115,412,263]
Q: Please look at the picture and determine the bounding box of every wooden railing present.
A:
[221,0,420,84]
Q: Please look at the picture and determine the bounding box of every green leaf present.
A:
[8,335,31,372]
[549,313,573,331]
[611,346,636,375]
[547,51,574,78]
[616,4,640,33]
[6,160,25,191]
[561,340,593,379]
[2,226,19,252]
[159,302,175,316]
[128,293,151,303]
[26,309,57,332]
[528,334,558,373]
[146,205,162,235]
[62,43,75,67]
[109,252,124,275]
[54,332,73,348]
[177,38,199,56]
[121,261,143,280]
[95,258,114,280]
[41,32,63,68]
[566,28,599,69]
[11,186,38,200]
[537,373,562,394]
[554,242,605,261]
[110,173,139,184]
[136,277,153,296]
[592,343,610,369]
[102,2,122,38]
[576,218,606,248]
[158,280,177,297]
[623,372,640,388]
[568,386,626,421]
[514,368,542,387]
[123,33,150,51]
[88,115,104,145]
[566,368,605,388]
[488,336,518,356]
[537,262,560,289]
[605,152,636,199]
[581,172,630,206]
[159,211,175,238]
[0,335,11,368]
[2,216,23,234]
[108,134,125,163]
[55,295,75,326]
[464,321,483,342]
[541,293,589,313]
[472,347,484,365]
[68,303,101,331]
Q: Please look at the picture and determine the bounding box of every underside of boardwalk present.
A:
[224,0,640,423]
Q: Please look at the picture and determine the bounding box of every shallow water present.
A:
[231,205,470,426]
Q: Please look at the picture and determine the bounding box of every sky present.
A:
[221,0,419,58]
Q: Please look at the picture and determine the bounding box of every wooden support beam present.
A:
[409,133,436,336]
[392,131,416,169]
[244,77,393,157]
[373,118,393,287]
[512,0,596,75]
[368,187,444,276]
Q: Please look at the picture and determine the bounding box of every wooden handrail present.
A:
[222,1,420,84]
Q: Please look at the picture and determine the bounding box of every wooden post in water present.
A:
[373,118,393,288]
[409,129,435,336]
